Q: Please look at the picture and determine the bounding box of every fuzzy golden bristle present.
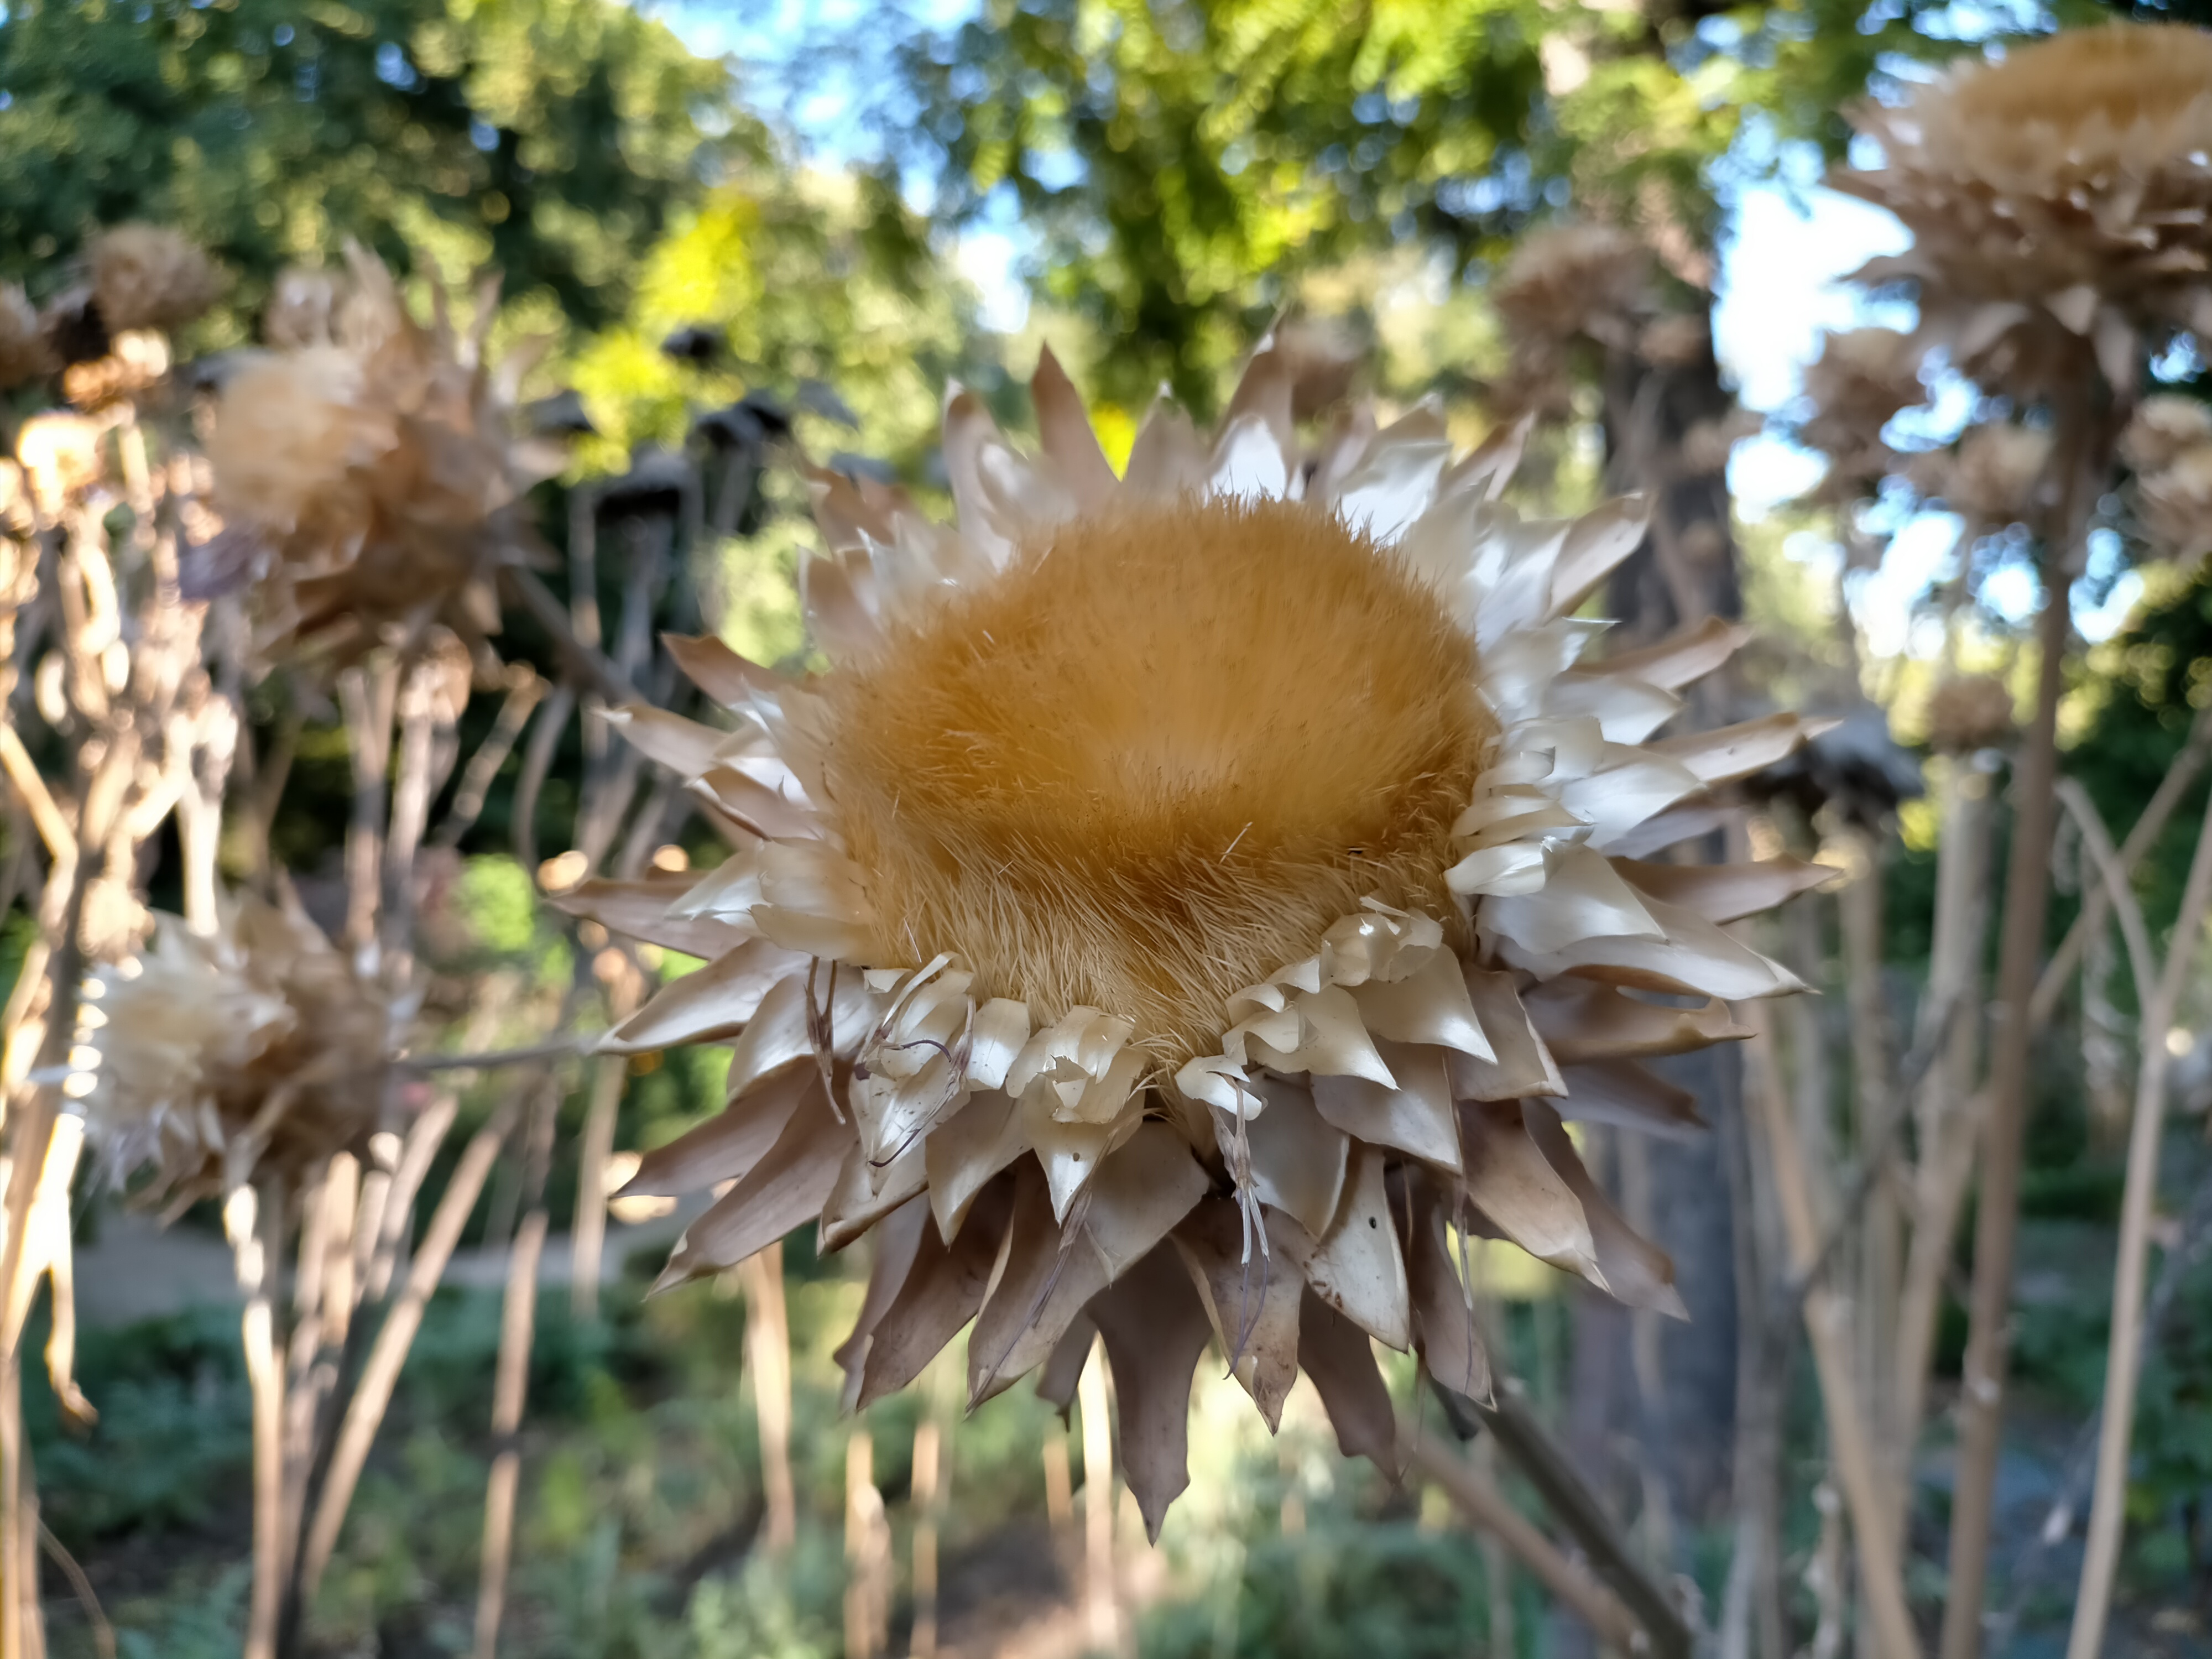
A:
[822,495,1493,1063]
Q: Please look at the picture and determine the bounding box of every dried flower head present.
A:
[86,895,390,1209]
[1927,674,2015,754]
[559,345,1831,1529]
[1834,24,2212,397]
[1637,314,1711,369]
[263,264,345,349]
[1910,423,2053,526]
[61,329,171,411]
[0,285,55,389]
[90,224,225,335]
[1801,328,1924,470]
[2121,395,2212,476]
[1493,224,1653,353]
[207,245,557,666]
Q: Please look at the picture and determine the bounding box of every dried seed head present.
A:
[1927,674,2015,755]
[90,225,225,335]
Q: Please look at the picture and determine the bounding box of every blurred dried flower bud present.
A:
[1273,315,1366,421]
[1834,24,2212,399]
[0,285,56,389]
[1636,313,1710,368]
[1681,407,1765,475]
[1493,223,1653,352]
[1801,328,1925,465]
[2140,445,2212,561]
[263,265,345,349]
[2121,395,2212,476]
[61,329,171,411]
[1912,424,2053,526]
[90,224,226,335]
[86,896,392,1208]
[1928,674,2016,755]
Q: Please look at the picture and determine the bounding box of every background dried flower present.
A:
[61,328,171,411]
[1835,24,2212,397]
[1492,222,1652,352]
[1801,327,1924,461]
[0,285,56,389]
[87,896,391,1209]
[90,223,225,335]
[209,245,556,665]
[2121,395,2212,476]
[1909,422,2053,526]
[1927,672,2016,754]
[263,264,346,349]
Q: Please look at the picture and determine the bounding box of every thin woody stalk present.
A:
[1939,404,2105,1659]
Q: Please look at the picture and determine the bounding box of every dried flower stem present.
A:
[1078,1337,1117,1656]
[472,1163,549,1659]
[2065,774,2212,1655]
[569,970,639,1320]
[739,1241,796,1554]
[300,1088,523,1601]
[1744,1003,1922,1659]
[1940,408,2105,1659]
[226,1183,288,1659]
[1401,1419,1644,1650]
[338,662,398,959]
[435,669,544,848]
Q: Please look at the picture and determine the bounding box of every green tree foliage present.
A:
[858,0,1977,412]
[0,0,740,331]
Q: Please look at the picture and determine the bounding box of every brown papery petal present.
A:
[1524,1101,1687,1318]
[1083,1122,1209,1281]
[1406,1181,1494,1405]
[925,1089,1030,1241]
[1554,1060,1708,1140]
[662,630,787,709]
[1521,979,1749,1064]
[653,1080,851,1288]
[1312,1040,1463,1171]
[1450,969,1565,1103]
[546,874,750,962]
[834,1197,931,1410]
[967,1163,1107,1407]
[1597,616,1750,691]
[603,937,809,1053]
[1246,1076,1351,1240]
[1286,1140,1410,1351]
[856,1177,1013,1407]
[1296,1291,1401,1472]
[1458,1100,1599,1282]
[1611,855,1836,924]
[820,1135,928,1252]
[1092,1244,1218,1541]
[1172,1198,1306,1431]
[619,1060,813,1199]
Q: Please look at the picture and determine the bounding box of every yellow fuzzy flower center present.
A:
[821,495,1493,1065]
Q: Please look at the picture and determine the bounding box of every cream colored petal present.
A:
[1525,1101,1687,1318]
[1173,1053,1253,1117]
[1241,984,1396,1086]
[1317,903,1443,987]
[1348,948,1495,1060]
[1172,1198,1306,1430]
[1295,1139,1410,1351]
[966,997,1031,1091]
[722,973,816,1099]
[1652,712,1840,788]
[686,757,817,842]
[1556,1059,1707,1140]
[1541,670,1682,744]
[1458,1098,1599,1283]
[1521,978,1749,1063]
[1558,752,1706,848]
[1449,968,1566,1103]
[1311,1039,1462,1171]
[1597,616,1748,692]
[1447,842,1550,897]
[1084,1121,1209,1281]
[1215,344,1295,483]
[1451,791,1587,845]
[670,846,763,922]
[662,632,788,711]
[1246,1074,1350,1240]
[1022,1092,1118,1223]
[925,1088,1030,1241]
[750,906,874,962]
[799,550,880,660]
[747,682,833,804]
[1031,344,1119,508]
[601,937,810,1053]
[1332,404,1452,544]
[1603,804,1736,860]
[1479,620,1606,718]
[758,841,872,925]
[1122,395,1211,498]
[1481,843,1663,957]
[803,459,911,554]
[1547,494,1648,618]
[1612,855,1836,924]
[1209,412,1291,499]
[1495,894,1805,1000]
[1436,412,1532,503]
[545,874,751,961]
[600,702,731,781]
[1308,402,1379,504]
